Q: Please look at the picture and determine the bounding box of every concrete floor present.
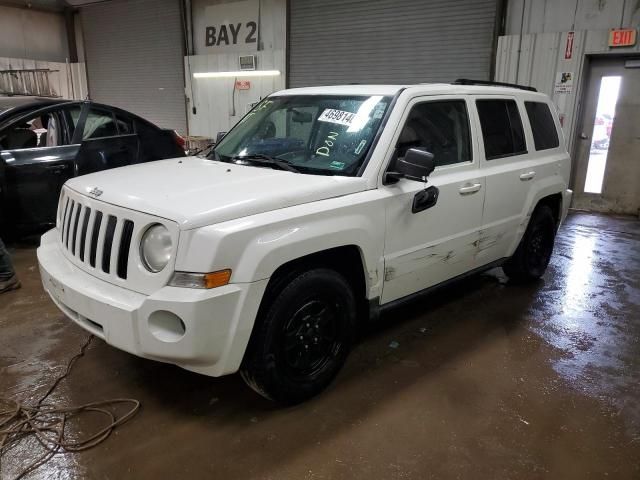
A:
[1,211,639,479]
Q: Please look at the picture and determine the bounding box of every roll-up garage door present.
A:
[80,0,187,133]
[289,0,499,87]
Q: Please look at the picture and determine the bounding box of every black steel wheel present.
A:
[282,298,342,380]
[503,204,557,281]
[240,268,356,404]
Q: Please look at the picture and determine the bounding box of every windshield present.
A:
[211,95,391,176]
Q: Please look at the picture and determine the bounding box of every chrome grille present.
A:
[59,190,134,280]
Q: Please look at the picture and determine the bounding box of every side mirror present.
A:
[385,148,436,183]
[215,131,227,143]
[397,148,435,180]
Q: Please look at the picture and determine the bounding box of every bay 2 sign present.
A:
[203,0,259,52]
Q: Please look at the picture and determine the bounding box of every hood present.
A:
[66,157,367,230]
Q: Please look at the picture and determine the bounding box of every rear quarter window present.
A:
[525,101,559,151]
[115,113,134,135]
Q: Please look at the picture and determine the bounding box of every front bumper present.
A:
[37,229,268,376]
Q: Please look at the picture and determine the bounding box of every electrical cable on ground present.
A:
[0,335,141,480]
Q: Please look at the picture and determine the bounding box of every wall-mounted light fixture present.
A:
[193,70,281,79]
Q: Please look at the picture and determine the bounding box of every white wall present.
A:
[496,29,640,155]
[0,6,69,62]
[192,0,286,53]
[185,0,286,138]
[505,0,640,34]
[0,6,86,101]
[497,0,640,156]
[0,56,88,100]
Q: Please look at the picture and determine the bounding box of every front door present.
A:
[381,97,485,304]
[0,106,79,229]
[572,56,640,214]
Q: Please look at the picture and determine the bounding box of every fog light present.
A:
[148,310,186,343]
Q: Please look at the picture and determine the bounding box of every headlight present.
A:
[140,224,172,272]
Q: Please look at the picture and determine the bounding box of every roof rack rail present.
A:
[452,78,537,92]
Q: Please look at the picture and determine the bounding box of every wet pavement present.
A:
[1,211,639,479]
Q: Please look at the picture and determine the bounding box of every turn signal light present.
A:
[169,269,232,289]
[203,270,232,289]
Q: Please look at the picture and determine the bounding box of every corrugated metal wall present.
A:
[505,0,640,35]
[495,30,640,154]
[80,0,187,133]
[288,0,499,87]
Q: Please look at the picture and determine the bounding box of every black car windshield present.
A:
[211,95,391,176]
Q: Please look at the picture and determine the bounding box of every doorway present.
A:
[571,56,640,215]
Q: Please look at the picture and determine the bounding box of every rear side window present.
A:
[525,101,559,151]
[83,108,118,139]
[115,113,134,135]
[476,99,527,160]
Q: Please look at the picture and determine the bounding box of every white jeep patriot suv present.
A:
[38,80,572,403]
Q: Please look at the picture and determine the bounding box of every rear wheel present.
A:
[503,204,556,282]
[240,268,356,404]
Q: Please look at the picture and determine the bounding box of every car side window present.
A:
[114,113,134,135]
[396,100,472,167]
[525,101,559,151]
[83,108,118,140]
[476,99,527,160]
[62,106,82,142]
[0,110,66,150]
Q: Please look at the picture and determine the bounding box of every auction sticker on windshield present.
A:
[318,109,356,126]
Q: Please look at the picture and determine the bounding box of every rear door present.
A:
[473,96,536,264]
[136,120,184,162]
[113,110,140,164]
[381,96,485,304]
[0,104,81,229]
[75,106,140,175]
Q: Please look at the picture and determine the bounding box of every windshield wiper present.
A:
[230,154,300,173]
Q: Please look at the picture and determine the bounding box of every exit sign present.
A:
[609,28,637,47]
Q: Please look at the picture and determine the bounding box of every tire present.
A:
[240,268,357,404]
[503,204,557,282]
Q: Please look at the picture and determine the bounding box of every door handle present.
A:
[459,183,482,195]
[519,171,536,181]
[579,132,589,140]
[45,164,69,172]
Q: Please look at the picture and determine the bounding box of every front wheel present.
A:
[240,268,356,404]
[503,204,557,282]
